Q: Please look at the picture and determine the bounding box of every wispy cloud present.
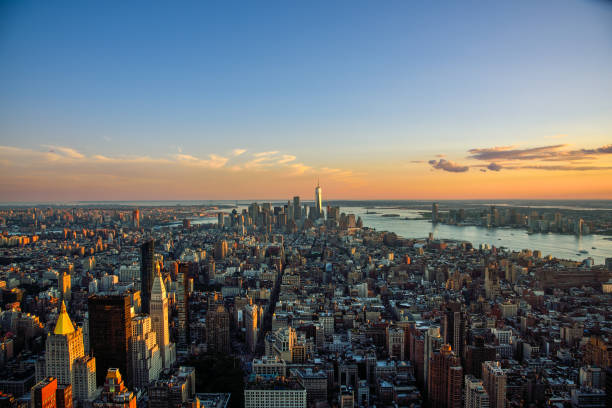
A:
[174,153,228,168]
[468,144,612,162]
[253,150,279,157]
[277,154,296,164]
[42,145,86,159]
[0,145,358,200]
[232,148,247,156]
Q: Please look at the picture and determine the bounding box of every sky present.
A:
[1,0,611,201]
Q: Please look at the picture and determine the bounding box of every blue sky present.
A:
[0,0,611,200]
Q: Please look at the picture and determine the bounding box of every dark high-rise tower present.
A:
[88,294,132,387]
[140,239,155,313]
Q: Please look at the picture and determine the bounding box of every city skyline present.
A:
[1,1,611,200]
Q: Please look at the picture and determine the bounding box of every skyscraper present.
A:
[140,239,155,314]
[88,294,132,386]
[32,377,58,408]
[428,344,463,408]
[59,272,71,302]
[314,180,323,219]
[465,375,489,408]
[443,301,466,359]
[424,326,443,390]
[131,315,162,389]
[293,196,301,221]
[206,305,230,354]
[482,361,506,408]
[214,240,228,260]
[73,356,97,402]
[177,262,190,353]
[217,212,224,229]
[133,209,140,229]
[432,203,439,223]
[150,272,175,368]
[245,304,260,353]
[45,301,84,387]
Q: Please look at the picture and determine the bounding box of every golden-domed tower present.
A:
[45,301,85,386]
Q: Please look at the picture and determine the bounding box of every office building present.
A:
[32,377,57,408]
[45,302,84,387]
[132,209,140,229]
[217,213,224,229]
[387,326,405,361]
[482,361,506,408]
[314,180,323,219]
[432,203,439,223]
[140,239,155,314]
[294,368,327,406]
[244,378,306,408]
[92,369,136,408]
[177,262,190,353]
[73,356,97,402]
[443,301,466,358]
[293,196,301,221]
[59,272,71,302]
[244,304,261,353]
[465,375,489,408]
[428,344,463,408]
[424,326,443,390]
[339,385,354,408]
[150,272,175,368]
[88,294,132,386]
[131,315,162,389]
[55,385,72,408]
[206,305,230,354]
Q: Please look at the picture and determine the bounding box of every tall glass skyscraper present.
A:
[315,180,323,219]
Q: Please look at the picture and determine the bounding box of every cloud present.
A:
[578,145,612,155]
[0,144,359,201]
[174,153,228,168]
[232,148,246,156]
[289,163,311,175]
[42,145,86,159]
[487,162,502,171]
[435,154,446,158]
[428,159,469,173]
[468,144,567,161]
[277,154,296,164]
[253,150,279,157]
[468,144,612,162]
[510,165,612,171]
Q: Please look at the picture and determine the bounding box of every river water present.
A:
[341,207,612,265]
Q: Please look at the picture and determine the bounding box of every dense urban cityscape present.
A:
[2,1,612,407]
[0,184,611,408]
